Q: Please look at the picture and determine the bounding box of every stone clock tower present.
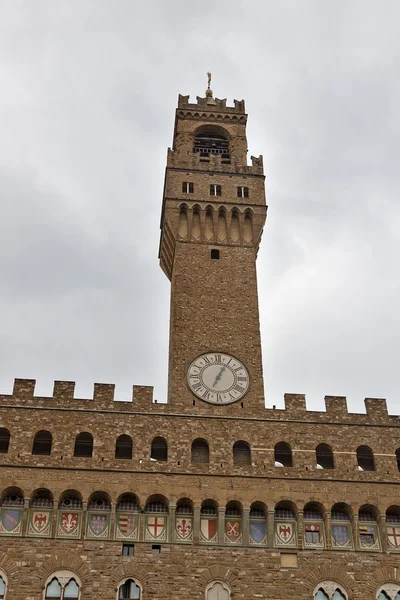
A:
[159,83,267,416]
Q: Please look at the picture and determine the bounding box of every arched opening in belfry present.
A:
[193,126,229,159]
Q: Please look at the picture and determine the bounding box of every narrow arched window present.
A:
[115,435,132,460]
[73,432,93,458]
[206,579,230,599]
[233,441,251,465]
[191,439,209,463]
[44,573,80,600]
[357,445,375,471]
[151,437,167,461]
[118,579,141,599]
[0,428,10,454]
[274,442,292,467]
[314,583,348,600]
[316,443,334,469]
[32,430,52,455]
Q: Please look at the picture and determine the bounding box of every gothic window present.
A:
[0,428,10,453]
[210,184,222,197]
[377,586,400,600]
[313,583,347,600]
[316,443,334,469]
[357,445,375,471]
[150,437,167,461]
[205,580,230,600]
[182,182,194,193]
[44,571,80,600]
[115,435,133,459]
[274,442,292,467]
[73,432,93,458]
[237,186,249,198]
[233,440,251,465]
[243,210,253,242]
[118,579,141,599]
[191,438,209,463]
[0,572,7,599]
[32,430,52,455]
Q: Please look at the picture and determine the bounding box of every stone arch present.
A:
[305,565,355,595]
[37,553,91,587]
[0,551,19,579]
[363,566,400,598]
[198,564,238,588]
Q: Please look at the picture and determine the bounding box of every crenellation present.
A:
[324,395,348,417]
[12,378,36,399]
[177,94,246,114]
[166,148,264,175]
[284,393,307,415]
[53,380,75,402]
[93,383,115,406]
[365,398,388,422]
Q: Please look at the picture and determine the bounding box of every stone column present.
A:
[352,514,359,551]
[379,514,387,552]
[297,510,304,549]
[110,503,116,540]
[168,504,176,543]
[242,508,250,546]
[193,505,201,544]
[22,498,30,536]
[81,502,88,539]
[218,507,226,544]
[267,509,275,548]
[325,512,332,550]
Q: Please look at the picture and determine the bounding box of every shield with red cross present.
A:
[387,526,400,548]
[146,516,166,540]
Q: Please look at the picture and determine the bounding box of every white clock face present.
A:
[187,352,250,405]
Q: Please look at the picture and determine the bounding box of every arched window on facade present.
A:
[32,430,52,455]
[357,445,375,471]
[193,128,229,159]
[73,433,93,458]
[0,428,10,453]
[118,579,141,599]
[386,506,400,551]
[205,580,230,600]
[358,505,380,550]
[0,571,7,599]
[314,583,347,600]
[331,503,353,550]
[115,435,132,460]
[191,439,209,463]
[303,502,325,549]
[233,440,251,466]
[150,437,167,461]
[377,585,400,600]
[274,442,292,467]
[44,571,80,600]
[316,444,334,469]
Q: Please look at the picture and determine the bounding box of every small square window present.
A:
[210,184,221,196]
[211,249,220,260]
[152,544,161,554]
[237,186,249,198]
[182,182,194,193]
[122,543,135,556]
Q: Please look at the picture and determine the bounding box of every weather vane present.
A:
[207,71,212,90]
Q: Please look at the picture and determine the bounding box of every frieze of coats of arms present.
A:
[0,492,399,552]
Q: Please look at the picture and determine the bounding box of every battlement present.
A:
[166,147,264,175]
[0,379,157,412]
[0,380,398,425]
[177,94,246,114]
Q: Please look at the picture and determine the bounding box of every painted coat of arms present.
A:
[0,508,23,535]
[224,519,242,544]
[331,524,352,548]
[27,510,52,537]
[249,519,266,544]
[200,518,218,543]
[86,512,109,539]
[57,512,81,538]
[116,513,138,540]
[359,524,380,550]
[174,517,193,542]
[145,516,166,541]
[304,523,324,548]
[275,522,295,546]
[387,526,400,549]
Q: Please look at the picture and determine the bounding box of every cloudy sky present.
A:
[1,1,399,414]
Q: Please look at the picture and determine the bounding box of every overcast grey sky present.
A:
[1,1,399,414]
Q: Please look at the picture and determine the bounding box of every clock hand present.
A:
[212,366,225,387]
